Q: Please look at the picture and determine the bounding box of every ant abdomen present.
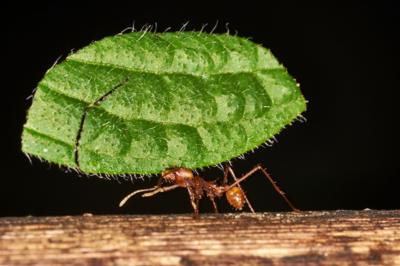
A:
[226,186,245,210]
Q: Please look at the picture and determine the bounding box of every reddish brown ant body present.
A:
[119,164,299,216]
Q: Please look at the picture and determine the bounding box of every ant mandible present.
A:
[119,164,299,216]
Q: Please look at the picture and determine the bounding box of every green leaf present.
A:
[21,32,307,175]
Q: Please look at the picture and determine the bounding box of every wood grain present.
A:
[0,210,399,265]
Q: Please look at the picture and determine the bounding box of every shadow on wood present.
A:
[0,210,399,265]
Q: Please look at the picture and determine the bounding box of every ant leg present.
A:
[225,164,300,212]
[186,187,199,217]
[195,198,200,212]
[209,197,219,213]
[222,165,229,185]
[226,166,255,213]
[141,184,180,197]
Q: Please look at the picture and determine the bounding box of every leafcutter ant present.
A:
[119,164,299,216]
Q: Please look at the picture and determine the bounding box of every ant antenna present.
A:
[119,186,160,207]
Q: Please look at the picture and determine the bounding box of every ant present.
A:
[119,164,299,216]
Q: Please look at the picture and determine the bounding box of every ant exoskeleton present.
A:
[119,164,299,216]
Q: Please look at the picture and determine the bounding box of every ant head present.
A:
[161,167,194,185]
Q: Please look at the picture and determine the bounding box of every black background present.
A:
[3,1,399,216]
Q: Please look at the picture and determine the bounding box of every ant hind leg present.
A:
[225,166,255,213]
[225,164,300,212]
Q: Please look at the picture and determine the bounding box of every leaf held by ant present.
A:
[22,31,306,175]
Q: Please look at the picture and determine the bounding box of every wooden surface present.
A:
[0,210,399,265]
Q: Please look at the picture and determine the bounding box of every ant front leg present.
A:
[224,165,255,213]
[225,164,300,212]
[186,187,200,217]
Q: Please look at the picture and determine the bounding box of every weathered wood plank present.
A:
[0,210,399,265]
